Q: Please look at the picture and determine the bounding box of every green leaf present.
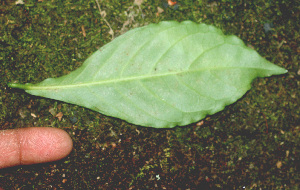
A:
[8,21,287,128]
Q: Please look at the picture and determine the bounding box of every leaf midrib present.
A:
[26,66,263,90]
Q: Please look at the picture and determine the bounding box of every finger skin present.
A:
[0,127,73,169]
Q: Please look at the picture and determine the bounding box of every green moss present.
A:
[1,0,298,189]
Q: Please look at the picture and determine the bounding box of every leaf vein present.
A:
[139,79,183,113]
[119,24,181,77]
[85,85,131,118]
[175,76,217,101]
[112,83,171,123]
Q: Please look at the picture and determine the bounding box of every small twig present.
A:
[262,112,269,134]
[277,40,285,50]
[95,0,114,39]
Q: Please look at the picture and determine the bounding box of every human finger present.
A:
[0,127,73,169]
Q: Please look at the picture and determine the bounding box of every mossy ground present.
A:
[0,0,299,189]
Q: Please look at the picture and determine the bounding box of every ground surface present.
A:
[0,0,299,189]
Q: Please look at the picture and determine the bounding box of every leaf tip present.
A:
[274,66,288,75]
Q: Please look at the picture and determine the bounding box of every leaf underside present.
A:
[8,21,287,128]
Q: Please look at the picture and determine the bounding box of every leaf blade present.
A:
[8,21,287,128]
